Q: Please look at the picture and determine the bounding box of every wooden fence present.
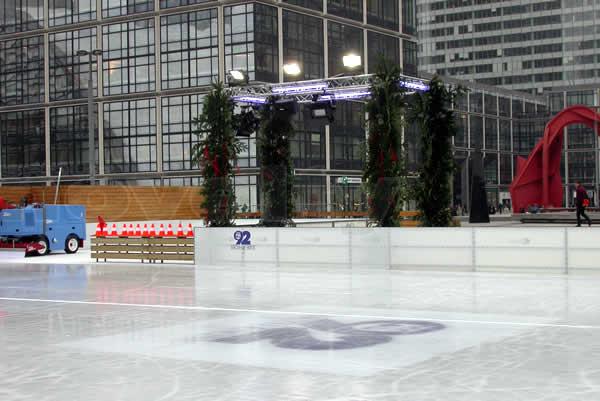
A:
[0,185,204,222]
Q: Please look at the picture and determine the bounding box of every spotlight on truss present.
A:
[342,54,362,69]
[308,94,336,123]
[283,62,301,76]
[227,69,249,86]
[236,108,260,137]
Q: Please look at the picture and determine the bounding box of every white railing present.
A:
[195,227,600,273]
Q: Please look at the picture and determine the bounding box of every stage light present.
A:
[283,62,301,76]
[342,54,362,69]
[309,95,336,123]
[236,108,260,137]
[227,70,249,86]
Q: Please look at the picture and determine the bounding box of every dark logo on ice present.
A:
[231,230,255,250]
[213,319,444,350]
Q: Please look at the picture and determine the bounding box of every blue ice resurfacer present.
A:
[0,204,86,256]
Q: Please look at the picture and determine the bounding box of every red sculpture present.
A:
[510,105,600,212]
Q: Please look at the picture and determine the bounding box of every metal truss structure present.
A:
[227,73,429,105]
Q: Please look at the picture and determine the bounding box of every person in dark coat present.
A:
[575,181,592,227]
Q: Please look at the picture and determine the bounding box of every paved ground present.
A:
[1,262,600,400]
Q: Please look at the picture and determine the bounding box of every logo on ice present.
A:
[232,230,255,249]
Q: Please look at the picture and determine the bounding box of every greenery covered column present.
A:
[257,97,296,227]
[363,61,407,227]
[411,75,464,227]
[192,83,245,227]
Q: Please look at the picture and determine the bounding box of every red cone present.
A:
[166,224,174,237]
[109,224,118,237]
[186,223,194,238]
[142,224,149,237]
[158,224,165,237]
[121,224,128,237]
[149,224,156,237]
[176,223,184,237]
[135,224,142,236]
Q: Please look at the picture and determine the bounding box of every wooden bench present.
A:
[91,237,195,263]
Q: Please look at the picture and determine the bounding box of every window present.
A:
[0,110,46,177]
[500,154,512,185]
[102,0,153,18]
[330,102,365,170]
[403,40,417,76]
[567,124,595,150]
[470,115,483,149]
[367,31,399,72]
[402,0,417,35]
[499,97,510,117]
[283,0,323,11]
[283,11,324,81]
[224,4,278,83]
[484,117,497,150]
[161,95,203,171]
[568,151,595,184]
[367,0,399,31]
[0,36,44,106]
[103,99,157,173]
[161,0,211,9]
[0,0,43,33]
[234,175,258,212]
[50,105,99,176]
[102,19,155,95]
[469,92,483,114]
[290,111,326,170]
[161,10,218,90]
[484,94,497,116]
[499,119,511,151]
[484,153,498,185]
[49,28,97,101]
[328,22,363,76]
[454,113,467,148]
[327,0,363,22]
[294,176,327,212]
[49,0,96,26]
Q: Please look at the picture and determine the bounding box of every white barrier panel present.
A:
[474,228,566,270]
[567,229,600,270]
[194,227,600,272]
[390,228,472,268]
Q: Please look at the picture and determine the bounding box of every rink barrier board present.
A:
[194,227,600,272]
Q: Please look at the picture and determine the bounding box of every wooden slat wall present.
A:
[0,185,204,222]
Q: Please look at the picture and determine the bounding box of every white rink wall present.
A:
[195,227,600,273]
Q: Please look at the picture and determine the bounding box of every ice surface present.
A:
[1,262,600,400]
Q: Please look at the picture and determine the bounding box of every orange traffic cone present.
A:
[128,224,134,236]
[158,224,165,237]
[186,223,194,238]
[142,224,149,237]
[149,224,156,237]
[176,223,184,237]
[95,223,104,237]
[166,224,174,237]
[121,224,128,237]
[110,224,118,237]
[135,224,142,236]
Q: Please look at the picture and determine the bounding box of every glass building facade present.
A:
[0,0,419,213]
[417,0,600,95]
[1,0,558,213]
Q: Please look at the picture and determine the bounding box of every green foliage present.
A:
[410,75,465,227]
[363,59,408,227]
[257,97,296,227]
[192,82,246,227]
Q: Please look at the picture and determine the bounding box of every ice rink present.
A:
[2,260,600,400]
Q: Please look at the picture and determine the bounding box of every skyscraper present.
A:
[417,0,600,94]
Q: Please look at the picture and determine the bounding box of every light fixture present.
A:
[308,94,336,123]
[236,108,260,137]
[272,82,327,94]
[227,69,249,86]
[342,54,362,69]
[283,62,301,76]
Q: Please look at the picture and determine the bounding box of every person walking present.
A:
[575,181,592,227]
